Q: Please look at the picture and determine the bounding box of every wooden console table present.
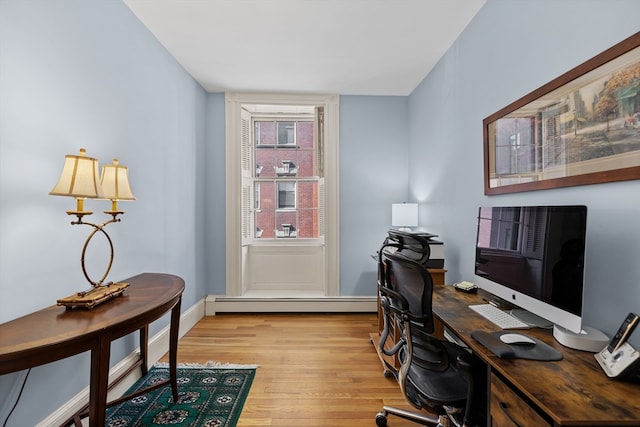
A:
[0,273,184,427]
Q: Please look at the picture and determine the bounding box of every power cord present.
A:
[2,368,30,427]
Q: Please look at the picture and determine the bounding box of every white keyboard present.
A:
[469,304,530,329]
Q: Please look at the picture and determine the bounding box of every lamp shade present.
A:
[49,148,104,199]
[100,159,135,201]
[392,203,418,228]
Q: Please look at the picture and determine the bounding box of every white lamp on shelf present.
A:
[391,203,418,232]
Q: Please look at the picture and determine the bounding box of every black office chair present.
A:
[376,232,484,427]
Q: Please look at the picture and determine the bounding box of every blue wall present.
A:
[408,0,640,347]
[339,96,409,296]
[203,93,228,294]
[0,1,207,424]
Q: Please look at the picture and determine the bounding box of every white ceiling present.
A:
[123,0,485,96]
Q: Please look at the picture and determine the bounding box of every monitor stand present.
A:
[510,308,553,329]
[553,325,609,352]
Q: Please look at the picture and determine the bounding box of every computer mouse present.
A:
[499,333,536,345]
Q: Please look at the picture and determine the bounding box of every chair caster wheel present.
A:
[376,412,388,426]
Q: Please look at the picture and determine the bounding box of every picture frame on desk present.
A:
[484,31,640,195]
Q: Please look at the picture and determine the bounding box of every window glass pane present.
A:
[251,114,319,239]
[277,122,295,145]
[275,211,297,238]
[297,208,318,238]
[255,181,274,239]
[297,181,319,238]
[256,121,276,146]
[297,182,317,209]
[297,122,314,149]
[277,182,296,209]
[275,150,298,177]
[296,147,314,177]
[256,148,276,178]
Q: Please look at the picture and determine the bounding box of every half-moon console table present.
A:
[0,273,184,427]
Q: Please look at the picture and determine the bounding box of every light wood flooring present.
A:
[158,313,428,426]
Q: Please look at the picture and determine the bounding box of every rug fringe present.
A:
[155,361,259,369]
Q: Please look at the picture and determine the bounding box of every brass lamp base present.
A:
[57,282,129,309]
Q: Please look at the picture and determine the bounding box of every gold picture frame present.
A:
[484,32,640,195]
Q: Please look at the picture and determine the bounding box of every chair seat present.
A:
[406,341,469,408]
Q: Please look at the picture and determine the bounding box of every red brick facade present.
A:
[254,120,319,239]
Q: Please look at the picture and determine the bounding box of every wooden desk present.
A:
[0,273,184,427]
[433,285,640,426]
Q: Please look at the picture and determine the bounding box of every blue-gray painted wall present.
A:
[0,1,207,423]
[408,0,640,348]
[1,0,639,424]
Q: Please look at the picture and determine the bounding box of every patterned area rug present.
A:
[105,363,257,427]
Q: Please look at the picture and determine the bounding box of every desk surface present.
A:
[0,272,184,373]
[433,285,640,426]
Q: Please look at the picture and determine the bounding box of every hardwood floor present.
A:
[158,313,428,426]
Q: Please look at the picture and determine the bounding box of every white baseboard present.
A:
[36,298,205,427]
[206,295,377,314]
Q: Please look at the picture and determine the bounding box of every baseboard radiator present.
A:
[206,295,377,314]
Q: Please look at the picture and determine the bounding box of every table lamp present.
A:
[391,203,418,232]
[50,148,135,309]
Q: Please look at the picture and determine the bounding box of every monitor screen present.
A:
[474,205,587,333]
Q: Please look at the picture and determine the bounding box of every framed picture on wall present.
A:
[483,31,640,195]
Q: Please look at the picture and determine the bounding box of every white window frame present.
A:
[225,92,340,297]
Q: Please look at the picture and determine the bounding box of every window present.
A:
[252,115,319,239]
[277,182,296,209]
[277,122,296,146]
[225,92,340,297]
[255,121,297,146]
[255,121,275,146]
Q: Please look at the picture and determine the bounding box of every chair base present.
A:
[376,406,453,427]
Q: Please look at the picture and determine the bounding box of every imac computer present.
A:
[473,205,608,351]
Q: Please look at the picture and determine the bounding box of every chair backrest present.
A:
[379,232,451,372]
[378,231,482,426]
[383,229,431,266]
[382,251,435,333]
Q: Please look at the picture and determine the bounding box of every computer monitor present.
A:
[473,205,587,335]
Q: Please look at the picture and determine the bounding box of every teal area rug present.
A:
[105,363,257,427]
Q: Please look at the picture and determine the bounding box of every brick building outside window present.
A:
[254,119,319,239]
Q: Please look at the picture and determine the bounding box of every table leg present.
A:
[89,334,111,426]
[139,325,149,376]
[169,297,182,402]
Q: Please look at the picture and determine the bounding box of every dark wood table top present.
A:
[0,272,184,374]
[433,285,640,426]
